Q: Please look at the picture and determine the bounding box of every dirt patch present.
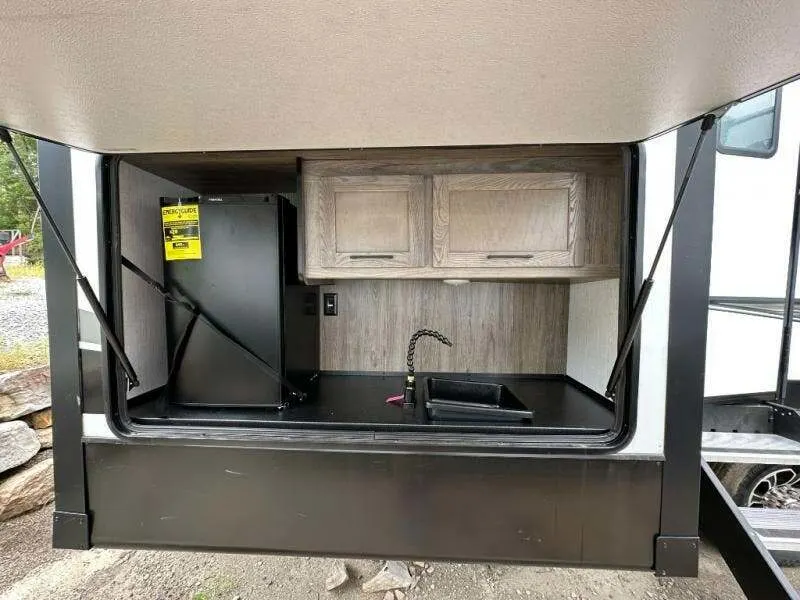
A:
[1,506,799,599]
[0,501,66,590]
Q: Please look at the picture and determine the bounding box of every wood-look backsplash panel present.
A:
[320,280,568,373]
[584,175,623,266]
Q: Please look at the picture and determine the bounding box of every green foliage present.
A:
[0,134,42,262]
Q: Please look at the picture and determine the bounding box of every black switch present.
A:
[323,293,338,316]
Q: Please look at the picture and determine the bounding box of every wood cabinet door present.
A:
[305,175,426,268]
[432,172,586,268]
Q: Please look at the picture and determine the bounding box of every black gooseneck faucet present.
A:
[404,329,453,411]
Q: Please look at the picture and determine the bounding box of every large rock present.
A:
[24,408,52,429]
[0,421,40,474]
[36,427,53,449]
[0,458,54,521]
[0,366,51,422]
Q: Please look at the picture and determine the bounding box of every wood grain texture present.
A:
[303,174,327,270]
[583,175,623,266]
[320,280,568,373]
[303,153,621,177]
[302,154,620,280]
[296,189,306,278]
[304,174,427,268]
[334,190,410,252]
[303,265,619,281]
[432,172,586,268]
[124,145,623,193]
[449,189,568,251]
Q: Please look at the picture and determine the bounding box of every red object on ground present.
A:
[0,235,29,257]
[0,235,30,279]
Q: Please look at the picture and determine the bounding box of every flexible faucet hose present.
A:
[406,329,453,374]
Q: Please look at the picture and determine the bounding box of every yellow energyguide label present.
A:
[161,204,202,261]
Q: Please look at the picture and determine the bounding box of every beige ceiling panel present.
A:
[1,1,799,152]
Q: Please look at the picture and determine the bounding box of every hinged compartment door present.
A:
[304,174,426,268]
[432,172,586,268]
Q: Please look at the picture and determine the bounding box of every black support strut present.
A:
[121,256,307,404]
[606,114,716,398]
[0,128,140,389]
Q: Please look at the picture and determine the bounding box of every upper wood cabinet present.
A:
[432,173,586,268]
[304,174,427,268]
[301,154,618,281]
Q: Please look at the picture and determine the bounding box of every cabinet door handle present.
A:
[348,254,395,260]
[486,254,534,260]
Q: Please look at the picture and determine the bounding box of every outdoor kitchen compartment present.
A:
[115,145,631,438]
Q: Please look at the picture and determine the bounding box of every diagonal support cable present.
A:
[605,114,716,398]
[121,256,307,403]
[0,128,140,389]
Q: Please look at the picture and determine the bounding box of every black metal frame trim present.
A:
[703,396,774,435]
[776,146,800,405]
[39,141,91,549]
[654,536,699,578]
[616,143,645,445]
[96,150,643,455]
[53,510,90,550]
[770,402,800,442]
[699,460,799,599]
[655,117,718,575]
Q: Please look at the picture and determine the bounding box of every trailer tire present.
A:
[714,462,800,566]
[715,463,769,505]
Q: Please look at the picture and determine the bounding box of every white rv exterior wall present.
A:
[705,81,800,396]
[619,132,676,456]
[71,148,102,348]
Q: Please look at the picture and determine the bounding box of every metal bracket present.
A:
[769,402,800,442]
[52,510,90,550]
[654,535,699,577]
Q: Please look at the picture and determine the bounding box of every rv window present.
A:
[717,89,781,158]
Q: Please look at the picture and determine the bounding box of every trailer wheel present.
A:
[716,463,800,507]
[715,463,800,566]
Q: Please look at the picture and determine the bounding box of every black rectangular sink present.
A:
[424,378,533,423]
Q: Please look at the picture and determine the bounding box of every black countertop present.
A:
[135,372,614,433]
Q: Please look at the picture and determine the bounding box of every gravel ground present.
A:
[0,505,797,600]
[0,278,47,349]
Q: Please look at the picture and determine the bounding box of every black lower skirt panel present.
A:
[84,442,661,569]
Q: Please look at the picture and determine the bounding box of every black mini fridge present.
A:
[162,194,318,408]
